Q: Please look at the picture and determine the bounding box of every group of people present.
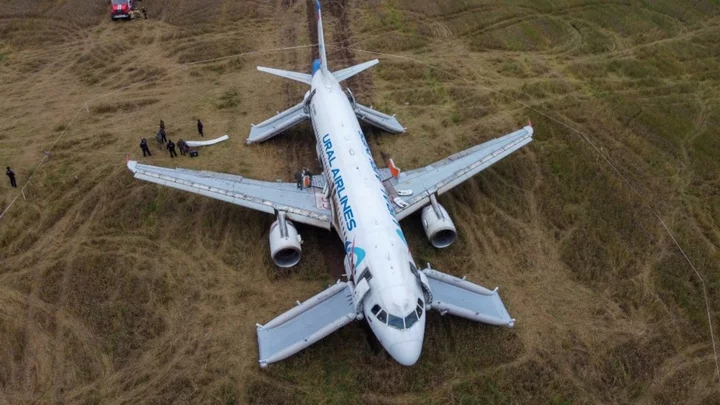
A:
[295,168,313,190]
[6,118,204,190]
[139,119,203,159]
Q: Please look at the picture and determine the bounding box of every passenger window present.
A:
[388,314,405,329]
[371,305,381,315]
[405,311,419,328]
[377,310,387,323]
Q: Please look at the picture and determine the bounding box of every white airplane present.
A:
[126,0,533,367]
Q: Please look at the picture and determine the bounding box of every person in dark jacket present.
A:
[6,167,17,188]
[295,170,303,189]
[140,138,152,157]
[197,119,204,137]
[159,120,165,130]
[167,140,178,158]
[177,139,187,156]
[159,128,167,144]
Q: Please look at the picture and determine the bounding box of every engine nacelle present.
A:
[421,202,457,248]
[269,213,302,268]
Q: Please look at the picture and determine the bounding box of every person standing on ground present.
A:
[167,140,178,158]
[159,127,167,144]
[140,138,152,157]
[6,167,17,188]
[197,119,204,137]
[303,168,313,188]
[159,120,165,131]
[295,170,303,190]
[178,139,186,156]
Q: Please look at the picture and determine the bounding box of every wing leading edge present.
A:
[387,125,533,220]
[126,161,332,229]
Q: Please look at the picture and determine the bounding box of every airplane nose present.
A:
[388,340,422,366]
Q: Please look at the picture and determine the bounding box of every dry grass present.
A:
[1,0,720,404]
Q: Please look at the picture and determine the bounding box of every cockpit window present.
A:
[388,314,404,329]
[417,298,424,308]
[405,311,419,328]
[372,300,424,329]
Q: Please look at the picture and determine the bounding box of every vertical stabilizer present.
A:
[316,0,328,71]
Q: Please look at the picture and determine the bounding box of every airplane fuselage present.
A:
[308,69,426,365]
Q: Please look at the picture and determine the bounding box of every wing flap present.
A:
[257,281,357,367]
[128,161,331,229]
[247,102,308,144]
[423,268,514,327]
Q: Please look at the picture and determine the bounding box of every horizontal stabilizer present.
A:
[257,66,312,85]
[257,281,357,367]
[247,102,309,144]
[355,103,405,133]
[332,59,379,82]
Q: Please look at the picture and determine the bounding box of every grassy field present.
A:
[1,0,720,403]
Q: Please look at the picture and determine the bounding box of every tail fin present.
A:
[316,0,328,71]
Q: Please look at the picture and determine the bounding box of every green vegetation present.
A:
[216,89,240,109]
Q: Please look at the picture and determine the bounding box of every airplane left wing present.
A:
[126,161,332,229]
[386,125,533,220]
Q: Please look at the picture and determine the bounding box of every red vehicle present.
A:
[110,0,135,20]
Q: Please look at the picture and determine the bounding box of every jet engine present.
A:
[269,212,302,267]
[421,196,457,248]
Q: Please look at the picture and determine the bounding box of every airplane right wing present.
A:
[386,125,533,220]
[257,280,363,367]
